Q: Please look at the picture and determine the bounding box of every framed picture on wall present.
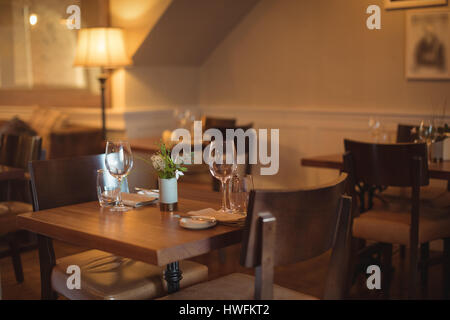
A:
[405,10,450,79]
[385,0,447,9]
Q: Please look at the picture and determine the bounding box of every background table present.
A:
[17,188,243,296]
[301,154,450,181]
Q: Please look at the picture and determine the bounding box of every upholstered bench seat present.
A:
[51,249,208,300]
[159,273,317,300]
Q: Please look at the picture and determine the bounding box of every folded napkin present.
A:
[121,193,157,208]
[186,208,246,227]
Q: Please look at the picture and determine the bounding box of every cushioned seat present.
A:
[159,273,317,300]
[51,249,208,300]
[380,183,450,209]
[353,199,450,245]
[0,201,32,235]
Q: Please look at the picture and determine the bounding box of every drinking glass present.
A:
[418,120,437,161]
[207,139,237,213]
[105,141,133,211]
[229,174,254,215]
[97,169,119,207]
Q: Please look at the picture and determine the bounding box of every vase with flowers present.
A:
[146,143,189,211]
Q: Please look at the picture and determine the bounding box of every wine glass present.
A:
[418,120,437,161]
[105,141,133,211]
[207,139,237,213]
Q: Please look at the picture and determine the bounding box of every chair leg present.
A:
[344,237,363,296]
[400,245,406,260]
[37,235,57,300]
[420,242,429,293]
[408,244,419,299]
[7,233,24,284]
[381,243,392,299]
[444,238,450,299]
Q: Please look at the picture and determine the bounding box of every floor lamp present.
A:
[74,28,131,140]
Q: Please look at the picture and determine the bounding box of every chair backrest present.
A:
[203,116,236,133]
[344,139,429,187]
[397,124,419,143]
[126,156,158,191]
[241,173,351,299]
[29,154,107,211]
[0,134,42,170]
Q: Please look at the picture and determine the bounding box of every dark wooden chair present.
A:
[126,156,158,192]
[29,154,208,300]
[0,133,42,284]
[161,173,352,300]
[344,139,450,299]
[396,124,419,143]
[202,116,236,134]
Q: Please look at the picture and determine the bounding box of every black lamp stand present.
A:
[98,73,108,140]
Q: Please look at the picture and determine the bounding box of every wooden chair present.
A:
[396,124,419,143]
[344,139,450,298]
[202,116,236,134]
[126,156,158,192]
[394,124,449,259]
[0,133,42,284]
[160,173,352,300]
[29,154,208,300]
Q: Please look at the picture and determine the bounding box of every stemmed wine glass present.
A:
[105,141,133,211]
[207,139,237,213]
[418,120,437,161]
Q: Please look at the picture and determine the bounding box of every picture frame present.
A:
[385,0,447,10]
[405,9,450,79]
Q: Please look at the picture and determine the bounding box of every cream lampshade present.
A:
[74,28,131,68]
[74,27,131,140]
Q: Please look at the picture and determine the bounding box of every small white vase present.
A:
[159,177,178,211]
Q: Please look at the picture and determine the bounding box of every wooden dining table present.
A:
[17,187,243,297]
[301,154,450,181]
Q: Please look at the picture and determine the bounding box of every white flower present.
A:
[175,170,184,180]
[151,154,165,171]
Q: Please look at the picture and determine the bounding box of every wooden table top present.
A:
[17,188,243,266]
[0,165,25,181]
[301,154,450,180]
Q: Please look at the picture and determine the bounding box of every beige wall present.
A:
[199,0,450,114]
[110,0,200,111]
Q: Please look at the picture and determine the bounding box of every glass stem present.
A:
[221,179,227,212]
[117,177,123,206]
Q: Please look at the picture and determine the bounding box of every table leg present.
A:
[37,235,58,300]
[165,261,183,294]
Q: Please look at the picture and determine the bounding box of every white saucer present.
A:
[179,217,217,230]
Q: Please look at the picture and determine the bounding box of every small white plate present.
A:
[179,217,217,230]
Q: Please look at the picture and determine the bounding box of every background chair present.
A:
[396,124,419,143]
[161,173,352,300]
[0,133,41,284]
[29,154,208,300]
[344,139,450,298]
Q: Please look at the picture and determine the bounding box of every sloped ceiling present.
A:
[131,0,260,66]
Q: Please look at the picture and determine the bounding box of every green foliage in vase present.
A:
[137,142,188,179]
